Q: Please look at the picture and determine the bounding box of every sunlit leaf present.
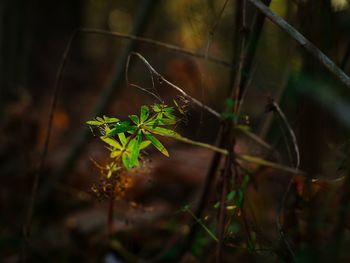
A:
[107,121,134,136]
[144,132,169,157]
[152,103,162,112]
[129,115,139,124]
[103,115,120,124]
[147,126,180,138]
[100,136,122,149]
[140,105,149,122]
[129,132,142,168]
[164,111,176,120]
[140,140,151,150]
[110,149,122,158]
[86,120,102,126]
[118,133,127,145]
[122,153,131,169]
[105,162,120,178]
[226,205,237,210]
[159,118,177,125]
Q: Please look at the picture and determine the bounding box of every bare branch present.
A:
[79,28,232,69]
[129,52,222,118]
[248,0,350,88]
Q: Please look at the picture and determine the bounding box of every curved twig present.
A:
[267,98,299,261]
[78,28,233,68]
[128,52,222,118]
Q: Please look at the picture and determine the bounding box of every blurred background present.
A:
[1,0,350,262]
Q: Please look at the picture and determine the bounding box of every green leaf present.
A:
[86,120,102,126]
[164,111,176,120]
[129,115,139,125]
[226,98,235,109]
[128,133,142,168]
[157,118,177,125]
[147,117,176,126]
[164,106,174,114]
[140,105,149,122]
[107,121,134,136]
[118,133,127,145]
[140,140,151,150]
[213,202,220,209]
[100,136,122,149]
[110,149,122,158]
[146,126,180,138]
[105,162,120,178]
[144,133,169,157]
[221,112,236,120]
[103,115,120,124]
[227,191,236,201]
[122,153,131,169]
[152,103,162,112]
[236,189,244,208]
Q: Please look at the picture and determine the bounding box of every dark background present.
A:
[1,0,350,262]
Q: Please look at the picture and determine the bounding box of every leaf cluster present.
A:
[86,103,180,173]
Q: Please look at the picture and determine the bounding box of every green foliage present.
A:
[87,103,179,172]
[221,98,237,120]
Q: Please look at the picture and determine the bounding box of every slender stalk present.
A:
[21,26,76,262]
[184,206,219,242]
[217,153,232,263]
[173,135,228,155]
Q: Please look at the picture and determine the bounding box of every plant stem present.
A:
[173,135,228,155]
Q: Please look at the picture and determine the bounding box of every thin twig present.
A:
[184,206,219,242]
[247,0,350,88]
[125,49,164,103]
[128,52,222,118]
[266,98,299,261]
[271,101,300,169]
[204,0,230,59]
[21,28,77,262]
[236,126,274,152]
[217,153,232,262]
[79,28,233,68]
[231,0,248,113]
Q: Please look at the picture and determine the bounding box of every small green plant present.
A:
[87,103,180,173]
